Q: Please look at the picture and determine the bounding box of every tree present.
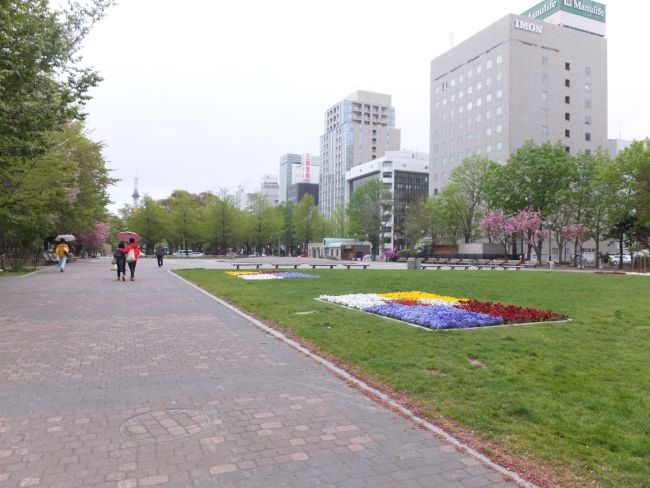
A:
[126,196,169,252]
[404,196,454,252]
[247,193,281,254]
[1,0,113,207]
[479,211,518,258]
[348,180,392,258]
[295,194,322,251]
[330,202,348,237]
[77,221,110,254]
[442,156,497,243]
[277,202,297,256]
[486,142,573,217]
[204,194,240,254]
[167,191,202,254]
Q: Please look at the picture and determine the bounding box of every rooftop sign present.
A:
[523,0,606,23]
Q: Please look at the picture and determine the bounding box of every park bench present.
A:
[231,262,263,270]
[421,263,446,270]
[270,263,302,269]
[500,260,524,270]
[310,264,337,269]
[342,263,370,270]
[42,252,58,265]
[474,259,496,270]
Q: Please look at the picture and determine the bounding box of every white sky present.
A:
[76,1,650,213]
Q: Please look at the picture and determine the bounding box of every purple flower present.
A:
[274,272,318,279]
[364,303,503,330]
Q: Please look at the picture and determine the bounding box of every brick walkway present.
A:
[0,259,522,487]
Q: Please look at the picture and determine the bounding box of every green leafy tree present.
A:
[295,194,322,251]
[348,180,392,258]
[441,156,497,243]
[204,193,240,254]
[1,0,113,207]
[330,202,348,237]
[167,191,202,254]
[247,193,281,254]
[277,202,297,256]
[126,196,169,252]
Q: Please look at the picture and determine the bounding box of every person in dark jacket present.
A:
[156,244,165,267]
[113,241,126,281]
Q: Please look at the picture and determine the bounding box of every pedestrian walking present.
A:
[54,238,70,272]
[120,237,140,281]
[113,241,127,281]
[156,244,165,267]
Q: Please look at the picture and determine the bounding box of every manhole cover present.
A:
[120,409,211,442]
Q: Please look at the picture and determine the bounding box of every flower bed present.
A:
[226,271,318,281]
[318,291,567,330]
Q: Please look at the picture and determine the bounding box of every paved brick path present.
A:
[0,259,522,487]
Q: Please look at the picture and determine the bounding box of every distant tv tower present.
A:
[131,178,141,207]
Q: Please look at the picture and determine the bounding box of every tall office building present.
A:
[429,0,607,195]
[319,90,401,218]
[260,175,279,208]
[278,153,321,204]
[346,151,429,250]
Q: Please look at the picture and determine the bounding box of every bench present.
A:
[421,263,445,270]
[342,263,369,270]
[310,264,337,269]
[231,262,262,270]
[271,263,301,269]
[42,252,58,265]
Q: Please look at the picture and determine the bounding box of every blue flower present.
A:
[364,303,503,330]
[274,272,319,279]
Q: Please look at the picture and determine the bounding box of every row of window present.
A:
[433,106,504,139]
[435,54,504,94]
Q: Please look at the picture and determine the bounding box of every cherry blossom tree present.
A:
[77,221,110,253]
[479,211,518,258]
[512,208,549,264]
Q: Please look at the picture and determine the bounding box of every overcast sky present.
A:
[77,0,650,213]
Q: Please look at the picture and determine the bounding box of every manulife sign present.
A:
[523,0,606,23]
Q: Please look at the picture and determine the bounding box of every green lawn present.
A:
[177,268,650,487]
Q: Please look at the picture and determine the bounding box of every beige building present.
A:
[319,90,401,218]
[430,1,608,195]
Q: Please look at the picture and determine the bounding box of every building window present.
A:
[565,96,571,104]
[565,62,570,71]
[565,129,570,138]
[585,132,591,141]
[487,60,493,69]
[585,115,592,125]
[542,56,549,66]
[496,141,502,150]
[486,93,492,103]
[497,54,503,64]
[542,108,548,119]
[585,82,591,92]
[496,106,503,115]
[468,86,473,95]
[585,66,592,77]
[542,91,548,101]
[565,112,570,121]
[476,65,482,74]
[486,110,492,119]
[496,72,502,81]
[497,89,503,98]
[585,99,592,109]
[542,73,548,85]
[565,146,571,153]
[565,79,571,87]
[496,124,503,133]
[542,125,549,135]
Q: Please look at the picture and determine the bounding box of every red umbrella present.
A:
[117,230,140,242]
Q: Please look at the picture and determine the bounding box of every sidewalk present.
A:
[0,259,521,487]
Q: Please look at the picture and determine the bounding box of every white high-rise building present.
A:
[319,90,401,218]
[430,0,607,195]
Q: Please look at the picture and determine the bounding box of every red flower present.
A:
[456,300,566,324]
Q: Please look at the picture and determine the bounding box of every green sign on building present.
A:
[523,0,606,23]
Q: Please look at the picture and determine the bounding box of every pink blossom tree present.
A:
[479,211,518,257]
[512,208,549,264]
[77,221,110,254]
[562,223,589,266]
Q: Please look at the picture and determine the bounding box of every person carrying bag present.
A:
[120,237,140,281]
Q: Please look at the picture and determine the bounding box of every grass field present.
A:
[177,268,650,487]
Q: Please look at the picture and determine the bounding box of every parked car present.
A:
[610,254,632,264]
[173,250,204,257]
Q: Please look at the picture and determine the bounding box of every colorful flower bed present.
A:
[318,291,566,330]
[226,271,318,281]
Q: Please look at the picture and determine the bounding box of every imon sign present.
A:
[515,19,543,33]
[523,0,606,23]
[302,153,312,181]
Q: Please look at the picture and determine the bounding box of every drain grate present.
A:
[120,409,211,442]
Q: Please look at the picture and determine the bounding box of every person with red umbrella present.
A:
[119,236,140,281]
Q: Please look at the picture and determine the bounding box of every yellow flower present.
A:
[378,291,466,302]
[225,271,258,276]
